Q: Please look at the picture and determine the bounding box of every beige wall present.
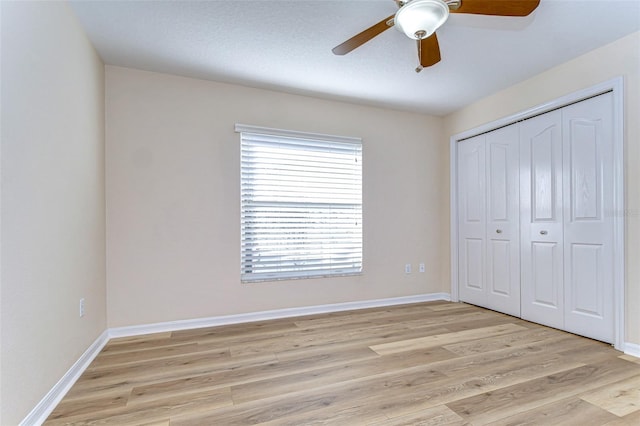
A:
[105,66,447,327]
[0,2,106,424]
[443,32,640,345]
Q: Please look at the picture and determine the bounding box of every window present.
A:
[236,124,362,282]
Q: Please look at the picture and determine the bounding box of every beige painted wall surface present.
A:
[106,66,446,327]
[0,2,106,424]
[443,32,640,345]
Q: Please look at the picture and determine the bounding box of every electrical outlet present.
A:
[419,263,425,273]
[79,298,85,318]
[405,264,412,274]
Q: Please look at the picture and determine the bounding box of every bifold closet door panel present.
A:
[562,93,614,343]
[458,135,487,307]
[485,124,520,317]
[520,109,564,329]
[457,92,616,344]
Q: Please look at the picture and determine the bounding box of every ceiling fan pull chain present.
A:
[416,38,424,73]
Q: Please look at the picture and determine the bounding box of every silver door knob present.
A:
[496,229,502,234]
[540,230,548,235]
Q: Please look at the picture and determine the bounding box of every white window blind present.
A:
[236,124,362,282]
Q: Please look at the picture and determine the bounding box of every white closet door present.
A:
[485,124,520,316]
[458,135,486,307]
[520,110,564,329]
[562,93,614,342]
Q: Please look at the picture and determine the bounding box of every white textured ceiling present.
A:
[69,0,640,116]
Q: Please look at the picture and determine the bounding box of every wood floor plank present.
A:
[170,318,299,340]
[91,342,202,368]
[556,340,623,364]
[619,354,640,365]
[46,388,233,425]
[580,374,640,416]
[231,346,453,404]
[369,323,528,355]
[437,316,519,333]
[367,405,465,426]
[485,397,619,426]
[446,358,640,424]
[424,302,473,311]
[171,391,354,426]
[137,420,171,426]
[433,336,587,379]
[229,323,454,357]
[603,408,640,425]
[47,391,130,421]
[292,305,482,331]
[107,331,172,346]
[101,334,185,354]
[89,345,232,373]
[172,367,447,425]
[442,326,567,356]
[374,353,585,420]
[130,345,380,405]
[64,348,269,398]
[45,301,639,425]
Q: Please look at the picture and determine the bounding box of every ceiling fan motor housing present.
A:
[394,0,450,40]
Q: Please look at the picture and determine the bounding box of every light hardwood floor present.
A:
[46,302,640,425]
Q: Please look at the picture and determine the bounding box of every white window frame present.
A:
[235,124,363,282]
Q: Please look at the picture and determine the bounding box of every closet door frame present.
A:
[449,77,625,351]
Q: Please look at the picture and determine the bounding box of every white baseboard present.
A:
[20,330,110,426]
[108,292,451,338]
[624,342,640,358]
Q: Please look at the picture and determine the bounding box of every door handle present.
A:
[496,229,502,234]
[540,230,548,235]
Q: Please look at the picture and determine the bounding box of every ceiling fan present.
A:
[332,0,540,73]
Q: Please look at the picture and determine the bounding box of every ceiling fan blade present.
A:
[332,14,395,55]
[420,33,441,68]
[450,0,540,16]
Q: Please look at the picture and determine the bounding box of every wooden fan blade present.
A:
[332,14,395,55]
[451,0,540,16]
[420,33,441,68]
